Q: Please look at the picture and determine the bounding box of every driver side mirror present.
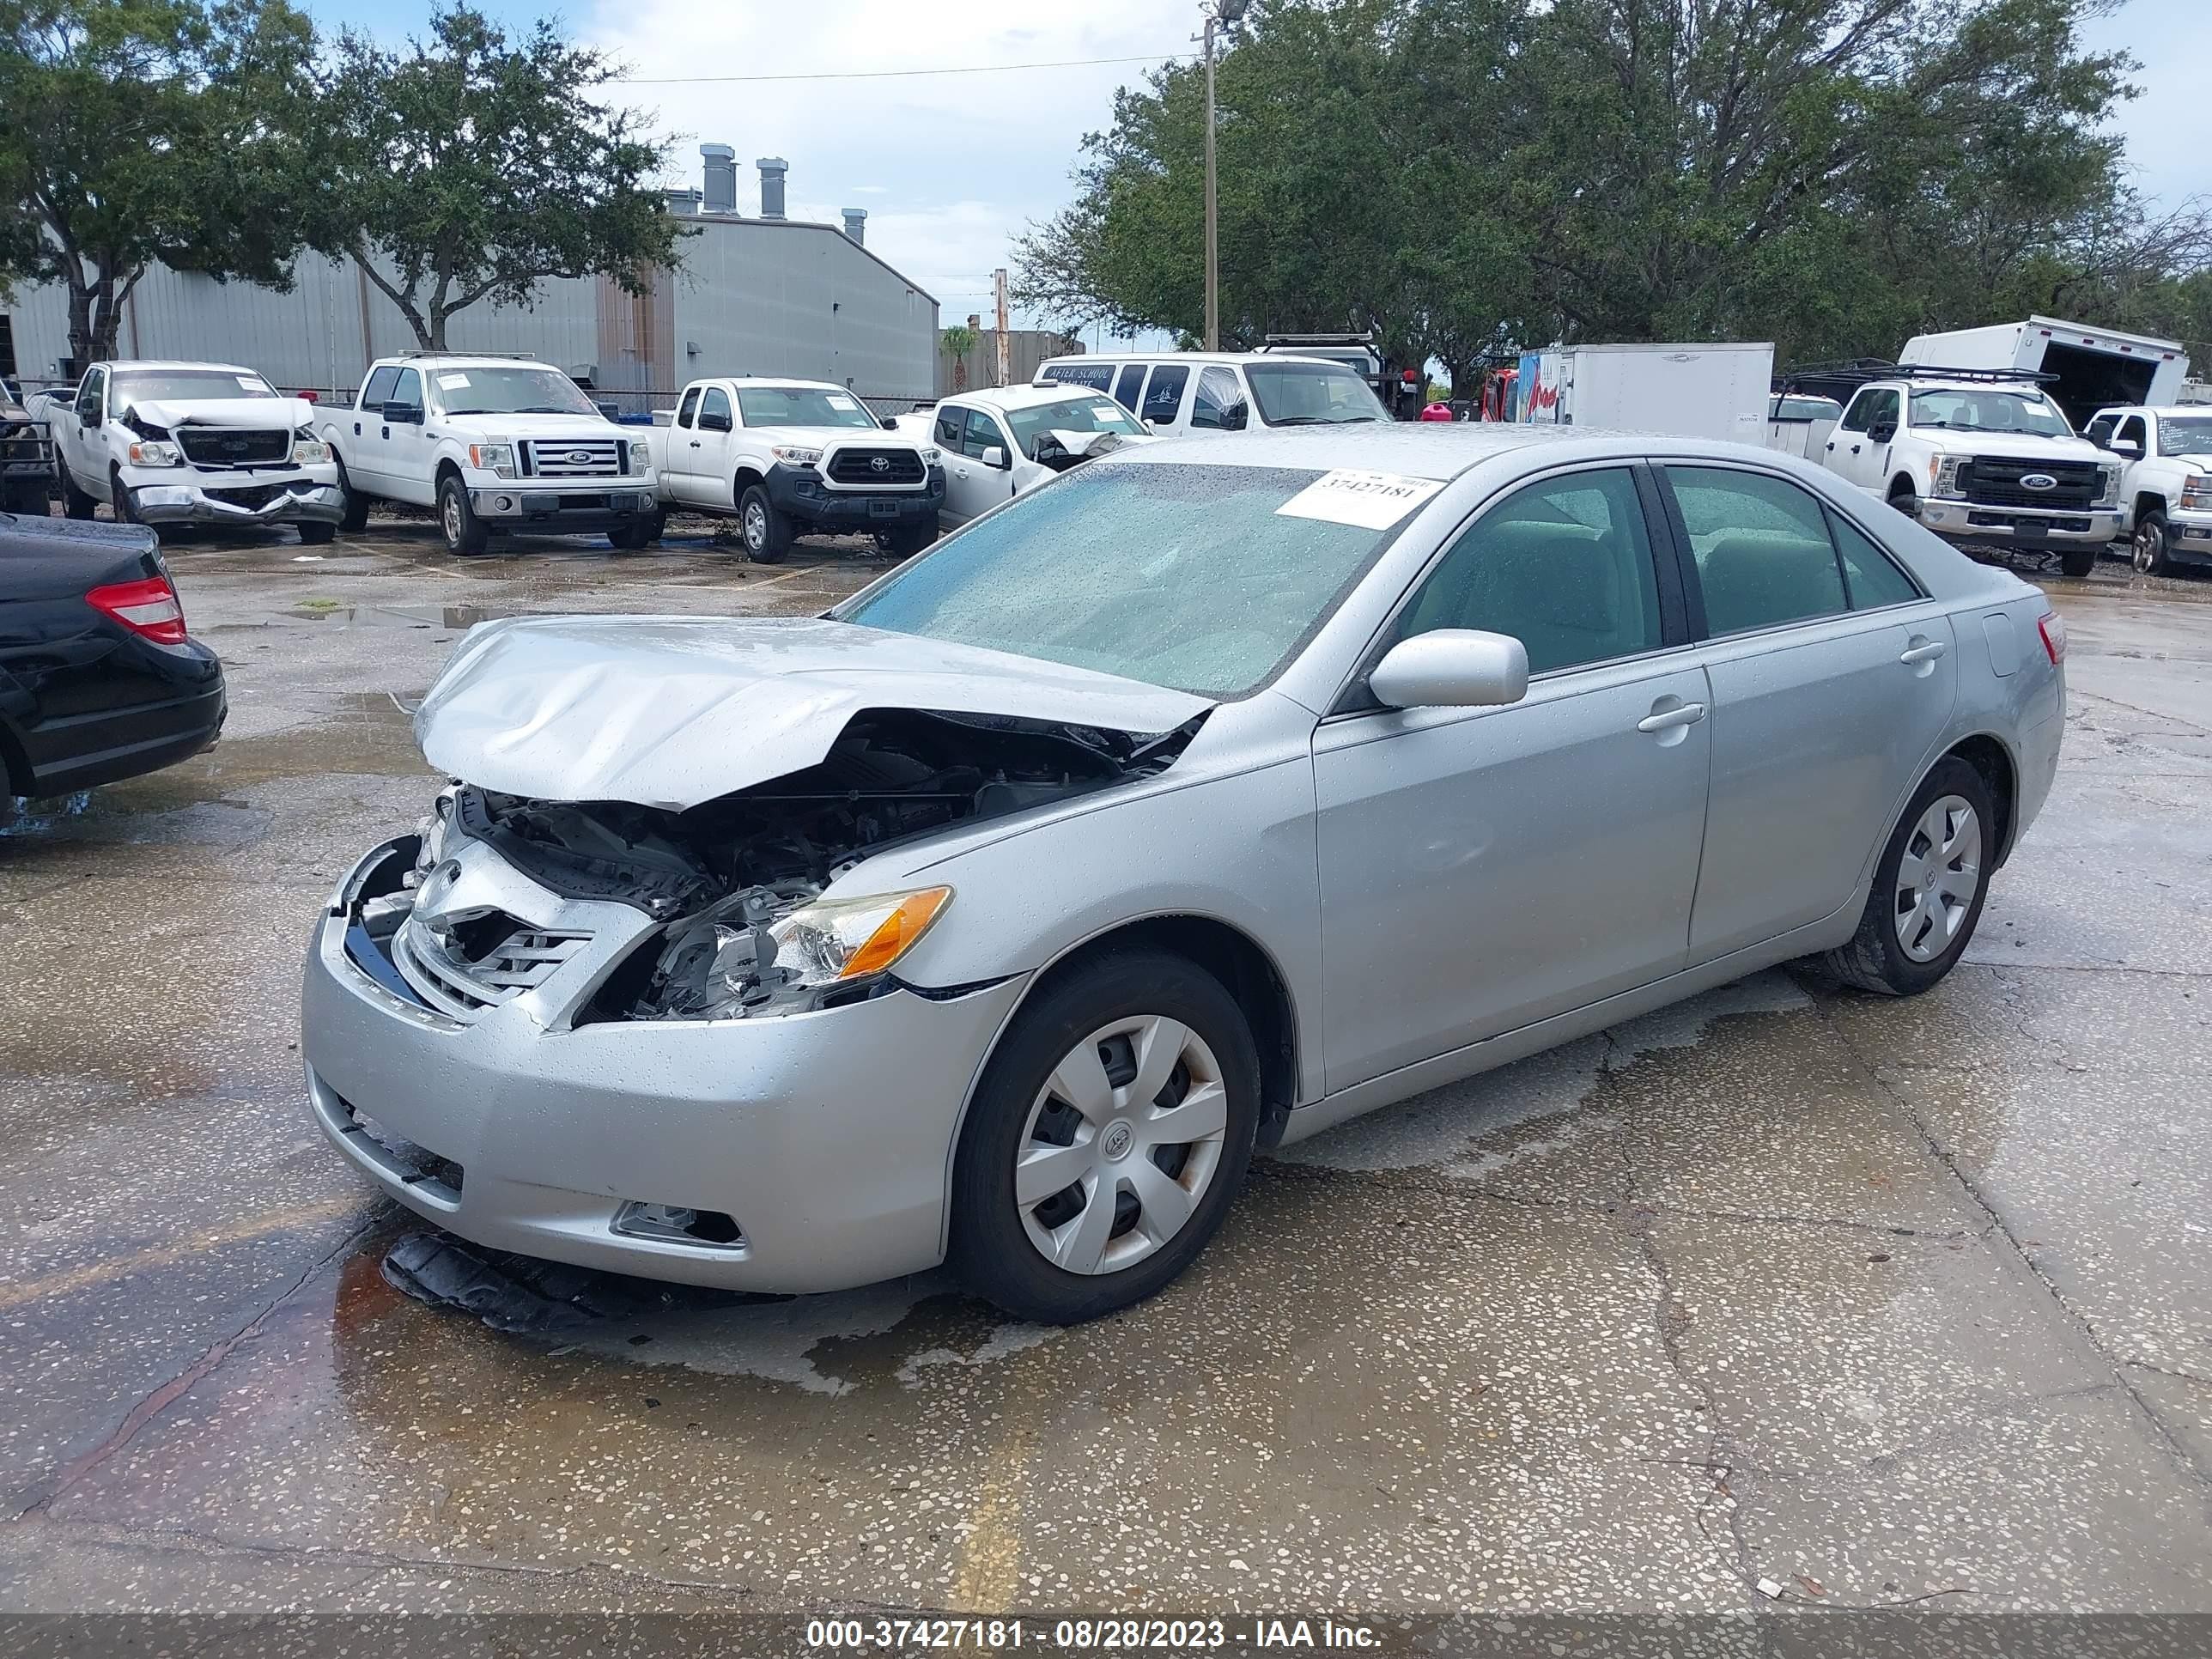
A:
[1369,629,1529,710]
[1224,404,1249,432]
[382,400,425,425]
[698,409,732,433]
[2109,438,2142,459]
[981,445,1009,470]
[1869,421,1897,444]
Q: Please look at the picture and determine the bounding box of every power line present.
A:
[617,50,1189,87]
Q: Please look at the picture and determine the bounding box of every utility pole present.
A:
[1200,0,1247,352]
[994,267,1011,387]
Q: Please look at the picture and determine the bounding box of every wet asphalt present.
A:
[1,518,2209,1619]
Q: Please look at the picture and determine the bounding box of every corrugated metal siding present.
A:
[0,220,934,400]
[671,219,937,400]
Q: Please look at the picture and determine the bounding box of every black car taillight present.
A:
[86,575,189,645]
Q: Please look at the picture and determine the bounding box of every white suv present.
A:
[319,355,657,554]
[1809,369,2120,577]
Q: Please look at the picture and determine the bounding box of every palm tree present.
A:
[942,324,979,392]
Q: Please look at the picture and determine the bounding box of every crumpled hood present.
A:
[414,615,1213,811]
[1046,428,1152,459]
[127,397,315,430]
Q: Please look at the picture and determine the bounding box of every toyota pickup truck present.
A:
[2081,404,2212,576]
[44,361,342,542]
[318,355,658,555]
[1785,364,2121,577]
[645,377,943,563]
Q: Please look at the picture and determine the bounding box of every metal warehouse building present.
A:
[0,150,939,409]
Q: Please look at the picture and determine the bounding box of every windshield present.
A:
[113,370,277,404]
[1908,389,2073,437]
[432,366,598,417]
[736,386,880,429]
[1244,362,1389,427]
[1005,396,1145,459]
[835,463,1412,696]
[2159,417,2212,457]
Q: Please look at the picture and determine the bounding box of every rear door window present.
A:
[1141,365,1189,425]
[1666,466,1853,635]
[1112,364,1146,414]
[934,406,966,447]
[675,387,699,428]
[360,365,399,411]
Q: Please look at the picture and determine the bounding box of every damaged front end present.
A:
[367,707,1199,1026]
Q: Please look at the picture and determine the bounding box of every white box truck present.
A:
[1514,341,1773,442]
[1899,317,2188,431]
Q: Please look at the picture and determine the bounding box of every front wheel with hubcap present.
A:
[334,455,369,534]
[1821,756,1996,996]
[2132,510,2171,576]
[737,483,791,564]
[437,474,489,556]
[950,951,1261,1323]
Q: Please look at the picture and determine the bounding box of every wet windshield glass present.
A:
[2158,417,2212,457]
[836,463,1409,696]
[736,386,880,428]
[1908,389,2073,437]
[1004,397,1145,459]
[113,370,277,404]
[434,368,598,417]
[1244,362,1389,426]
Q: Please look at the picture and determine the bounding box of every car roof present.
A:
[374,356,558,370]
[696,376,854,392]
[105,361,261,374]
[2095,405,2204,418]
[940,384,1133,414]
[1035,351,1345,370]
[1099,422,1845,481]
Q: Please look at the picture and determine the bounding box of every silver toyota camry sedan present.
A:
[303,425,2064,1323]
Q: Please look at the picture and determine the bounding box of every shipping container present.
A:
[1513,341,1773,442]
[1898,317,2188,430]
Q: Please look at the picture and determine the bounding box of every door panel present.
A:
[1314,660,1713,1091]
[666,386,702,503]
[693,386,737,509]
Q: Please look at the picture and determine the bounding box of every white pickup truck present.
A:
[2082,404,2212,575]
[317,354,658,555]
[1791,366,2121,577]
[644,377,943,563]
[42,360,342,542]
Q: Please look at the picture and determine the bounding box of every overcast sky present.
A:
[301,0,2207,338]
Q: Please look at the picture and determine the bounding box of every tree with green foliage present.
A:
[1014,0,2206,374]
[0,0,317,368]
[308,5,687,350]
[940,321,978,390]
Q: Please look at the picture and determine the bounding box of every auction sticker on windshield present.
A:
[438,373,471,390]
[1275,468,1444,530]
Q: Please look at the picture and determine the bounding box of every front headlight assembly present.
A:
[771,444,823,467]
[2094,464,2122,508]
[627,438,652,473]
[1928,454,1967,499]
[127,439,183,467]
[292,435,332,465]
[467,441,517,478]
[638,885,954,1021]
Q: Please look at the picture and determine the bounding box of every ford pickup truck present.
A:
[645,377,942,563]
[44,361,342,542]
[317,355,657,555]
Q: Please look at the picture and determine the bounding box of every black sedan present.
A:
[1,510,225,805]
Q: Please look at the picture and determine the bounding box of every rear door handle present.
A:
[1899,639,1948,665]
[1637,701,1706,733]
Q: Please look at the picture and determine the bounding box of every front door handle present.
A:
[1850,443,1862,454]
[1637,701,1707,733]
[1899,638,1948,665]
[689,440,701,448]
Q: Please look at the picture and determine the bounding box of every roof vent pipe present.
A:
[841,208,867,245]
[757,156,787,220]
[701,143,737,214]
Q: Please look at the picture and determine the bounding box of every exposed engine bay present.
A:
[390,708,1198,1023]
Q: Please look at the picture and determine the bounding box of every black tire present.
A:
[2131,509,2171,577]
[58,459,95,520]
[1822,757,1997,997]
[2058,544,2099,580]
[737,483,791,564]
[333,455,369,534]
[610,512,662,551]
[437,473,489,556]
[295,521,337,545]
[108,466,135,525]
[1887,483,1920,519]
[948,951,1261,1324]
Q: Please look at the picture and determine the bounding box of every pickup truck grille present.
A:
[825,447,926,486]
[1960,458,2102,511]
[176,428,291,466]
[520,438,623,478]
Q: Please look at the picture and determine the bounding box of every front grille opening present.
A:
[176,428,291,466]
[826,447,925,486]
[392,912,592,1020]
[612,1200,745,1251]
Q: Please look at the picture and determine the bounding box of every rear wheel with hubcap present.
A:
[2132,509,2171,576]
[438,474,489,556]
[1821,756,1996,996]
[950,951,1261,1323]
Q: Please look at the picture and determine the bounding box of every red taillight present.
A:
[86,575,188,645]
[2038,611,2067,664]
